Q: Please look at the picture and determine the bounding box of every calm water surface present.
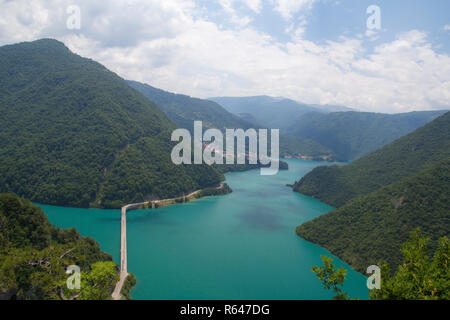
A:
[42,159,369,300]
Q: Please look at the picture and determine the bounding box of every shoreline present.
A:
[138,183,231,210]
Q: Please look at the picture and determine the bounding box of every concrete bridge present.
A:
[111,184,223,300]
[111,202,148,300]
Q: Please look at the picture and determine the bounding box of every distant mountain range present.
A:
[286,110,447,161]
[209,96,326,129]
[128,81,335,160]
[0,39,223,208]
[294,112,450,272]
[128,80,253,132]
[209,96,446,162]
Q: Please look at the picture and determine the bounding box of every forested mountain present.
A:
[127,80,254,132]
[209,96,321,129]
[293,112,450,207]
[235,113,260,126]
[287,110,447,161]
[129,81,334,160]
[0,39,223,208]
[296,157,450,273]
[279,135,334,160]
[308,104,355,112]
[0,193,123,300]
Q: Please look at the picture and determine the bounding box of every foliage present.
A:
[311,256,349,300]
[128,80,254,133]
[214,159,288,174]
[293,112,450,207]
[0,193,124,300]
[370,231,450,300]
[101,133,224,208]
[312,232,450,300]
[129,81,332,160]
[0,39,222,207]
[197,183,232,198]
[279,135,335,159]
[297,157,450,273]
[78,261,119,300]
[120,273,137,300]
[287,110,446,161]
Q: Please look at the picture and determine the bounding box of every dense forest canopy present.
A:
[294,112,450,275]
[0,193,123,300]
[130,81,334,160]
[0,39,223,208]
[286,110,447,161]
[312,231,450,300]
[293,112,450,208]
[209,96,445,161]
[127,80,255,132]
[297,157,450,273]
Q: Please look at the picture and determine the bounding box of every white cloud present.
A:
[218,0,255,26]
[365,29,380,41]
[0,0,449,113]
[239,0,262,13]
[444,24,450,31]
[270,0,317,20]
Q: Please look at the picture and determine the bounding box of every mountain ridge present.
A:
[293,111,450,208]
[296,156,450,273]
[0,39,223,208]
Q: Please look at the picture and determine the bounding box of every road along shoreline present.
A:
[111,183,229,300]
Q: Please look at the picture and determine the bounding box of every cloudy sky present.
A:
[1,0,449,113]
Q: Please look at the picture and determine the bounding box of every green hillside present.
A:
[279,135,334,160]
[129,83,334,160]
[127,80,254,132]
[293,112,450,208]
[0,39,223,208]
[296,157,450,273]
[287,110,447,161]
[0,193,123,300]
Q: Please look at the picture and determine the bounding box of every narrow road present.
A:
[112,202,147,300]
[111,183,224,300]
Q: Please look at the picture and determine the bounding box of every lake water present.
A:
[41,158,369,300]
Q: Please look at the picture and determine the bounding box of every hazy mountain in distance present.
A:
[235,112,260,126]
[287,110,447,161]
[129,82,335,160]
[309,104,356,112]
[209,96,321,130]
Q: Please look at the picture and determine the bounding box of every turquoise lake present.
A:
[41,158,369,300]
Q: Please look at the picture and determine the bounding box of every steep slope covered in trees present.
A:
[287,110,446,161]
[296,158,450,273]
[0,193,122,300]
[0,39,223,208]
[130,82,334,160]
[293,112,450,208]
[127,80,254,132]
